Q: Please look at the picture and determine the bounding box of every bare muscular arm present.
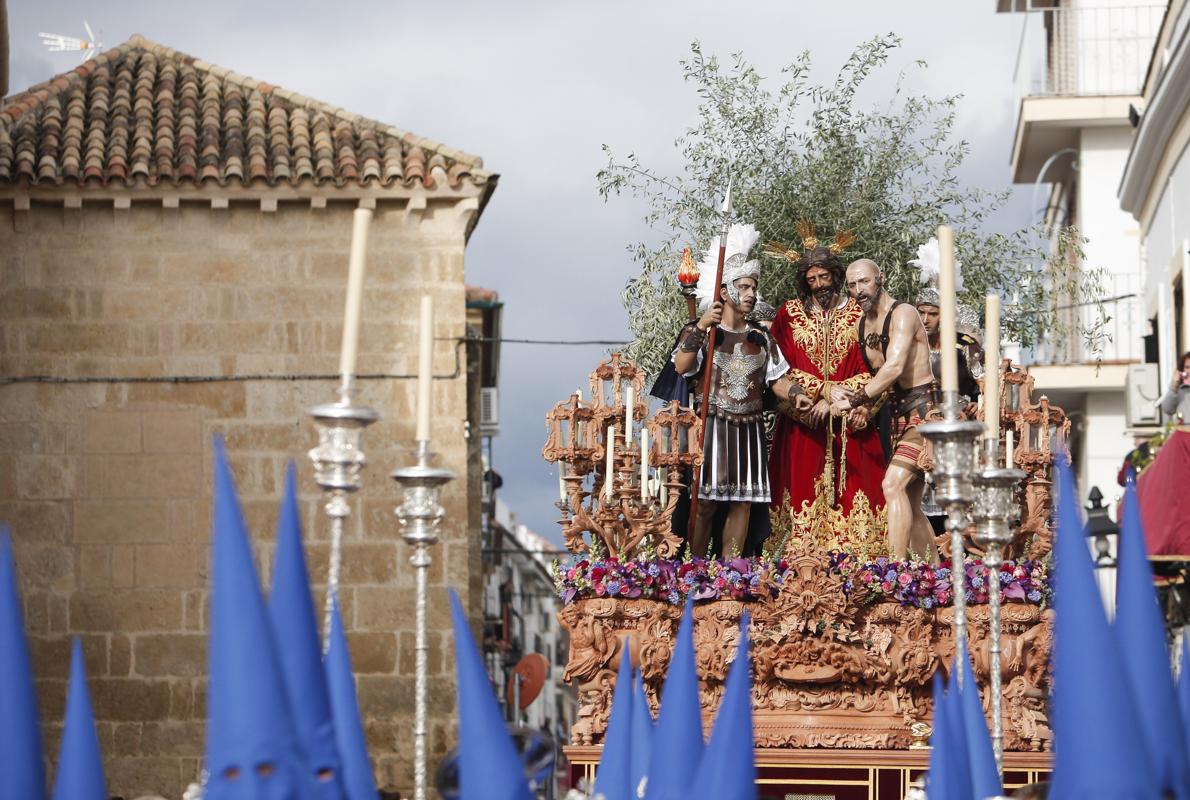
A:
[851,305,920,407]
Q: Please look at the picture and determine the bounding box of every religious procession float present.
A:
[545,215,1067,798]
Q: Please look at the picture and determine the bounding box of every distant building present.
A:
[0,35,497,797]
[1119,0,1190,386]
[484,498,575,788]
[996,0,1166,502]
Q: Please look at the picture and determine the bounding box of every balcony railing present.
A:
[1014,4,1166,98]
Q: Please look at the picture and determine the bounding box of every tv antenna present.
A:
[39,21,104,63]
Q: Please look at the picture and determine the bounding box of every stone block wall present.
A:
[0,197,483,797]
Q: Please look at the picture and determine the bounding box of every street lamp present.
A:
[1086,485,1119,619]
[1085,486,1119,568]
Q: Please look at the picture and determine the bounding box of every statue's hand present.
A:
[793,394,814,413]
[809,398,830,426]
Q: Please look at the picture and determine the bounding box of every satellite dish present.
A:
[506,652,549,711]
[38,20,104,62]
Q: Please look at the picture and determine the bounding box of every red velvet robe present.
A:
[768,297,886,521]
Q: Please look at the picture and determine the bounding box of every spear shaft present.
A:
[688,181,733,529]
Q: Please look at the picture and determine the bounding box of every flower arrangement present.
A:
[554,552,1053,609]
[552,556,784,606]
[829,552,1053,610]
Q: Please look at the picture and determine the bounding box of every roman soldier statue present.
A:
[671,223,796,558]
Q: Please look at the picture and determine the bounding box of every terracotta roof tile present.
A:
[0,34,491,191]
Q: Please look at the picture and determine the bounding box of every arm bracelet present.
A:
[678,325,707,352]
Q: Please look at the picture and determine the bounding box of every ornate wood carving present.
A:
[557,540,1053,752]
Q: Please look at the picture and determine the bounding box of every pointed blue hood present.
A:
[449,589,533,800]
[1115,473,1190,798]
[0,527,46,798]
[51,638,106,800]
[204,438,315,800]
[268,462,345,798]
[1049,455,1158,799]
[325,600,377,800]
[644,598,704,800]
[689,616,756,799]
[593,640,634,799]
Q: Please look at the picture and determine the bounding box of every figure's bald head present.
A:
[845,259,884,312]
[846,259,880,280]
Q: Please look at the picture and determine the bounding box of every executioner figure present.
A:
[764,225,887,533]
[671,223,797,558]
[836,259,937,561]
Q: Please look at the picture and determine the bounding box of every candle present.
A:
[640,428,650,503]
[605,425,616,500]
[1005,429,1015,468]
[415,295,434,442]
[984,294,1001,441]
[688,392,695,410]
[558,463,567,502]
[624,385,634,441]
[937,225,959,393]
[337,208,373,377]
[660,467,668,506]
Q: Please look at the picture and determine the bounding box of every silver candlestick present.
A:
[392,440,455,800]
[971,438,1026,775]
[918,390,984,685]
[307,377,380,648]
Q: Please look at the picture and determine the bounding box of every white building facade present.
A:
[1120,0,1190,388]
[484,498,575,744]
[998,0,1168,505]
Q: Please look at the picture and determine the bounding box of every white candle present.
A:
[937,225,959,393]
[605,425,616,500]
[660,467,668,506]
[688,392,694,410]
[624,385,634,441]
[1005,429,1015,468]
[576,388,583,402]
[984,294,1001,441]
[338,208,373,377]
[558,463,567,502]
[640,428,650,502]
[415,295,434,442]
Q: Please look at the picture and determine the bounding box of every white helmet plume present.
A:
[694,223,762,312]
[909,236,964,292]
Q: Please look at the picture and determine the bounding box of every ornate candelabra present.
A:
[918,390,984,680]
[307,377,380,647]
[971,437,1026,775]
[543,354,703,560]
[391,440,455,800]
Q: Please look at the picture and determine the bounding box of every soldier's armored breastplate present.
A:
[706,328,767,419]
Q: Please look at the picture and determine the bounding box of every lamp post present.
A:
[307,379,379,648]
[919,393,984,678]
[1086,485,1119,618]
[392,442,455,800]
[972,437,1026,775]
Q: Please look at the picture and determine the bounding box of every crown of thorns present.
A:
[762,220,856,263]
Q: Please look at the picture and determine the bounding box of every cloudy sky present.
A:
[8,1,1035,542]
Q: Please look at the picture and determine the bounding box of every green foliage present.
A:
[598,36,1107,377]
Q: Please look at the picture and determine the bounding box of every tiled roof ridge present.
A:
[127,34,486,170]
[0,33,494,191]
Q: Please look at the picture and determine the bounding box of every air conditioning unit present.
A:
[1126,363,1161,427]
[480,387,500,435]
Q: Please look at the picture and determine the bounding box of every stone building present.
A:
[0,35,497,796]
